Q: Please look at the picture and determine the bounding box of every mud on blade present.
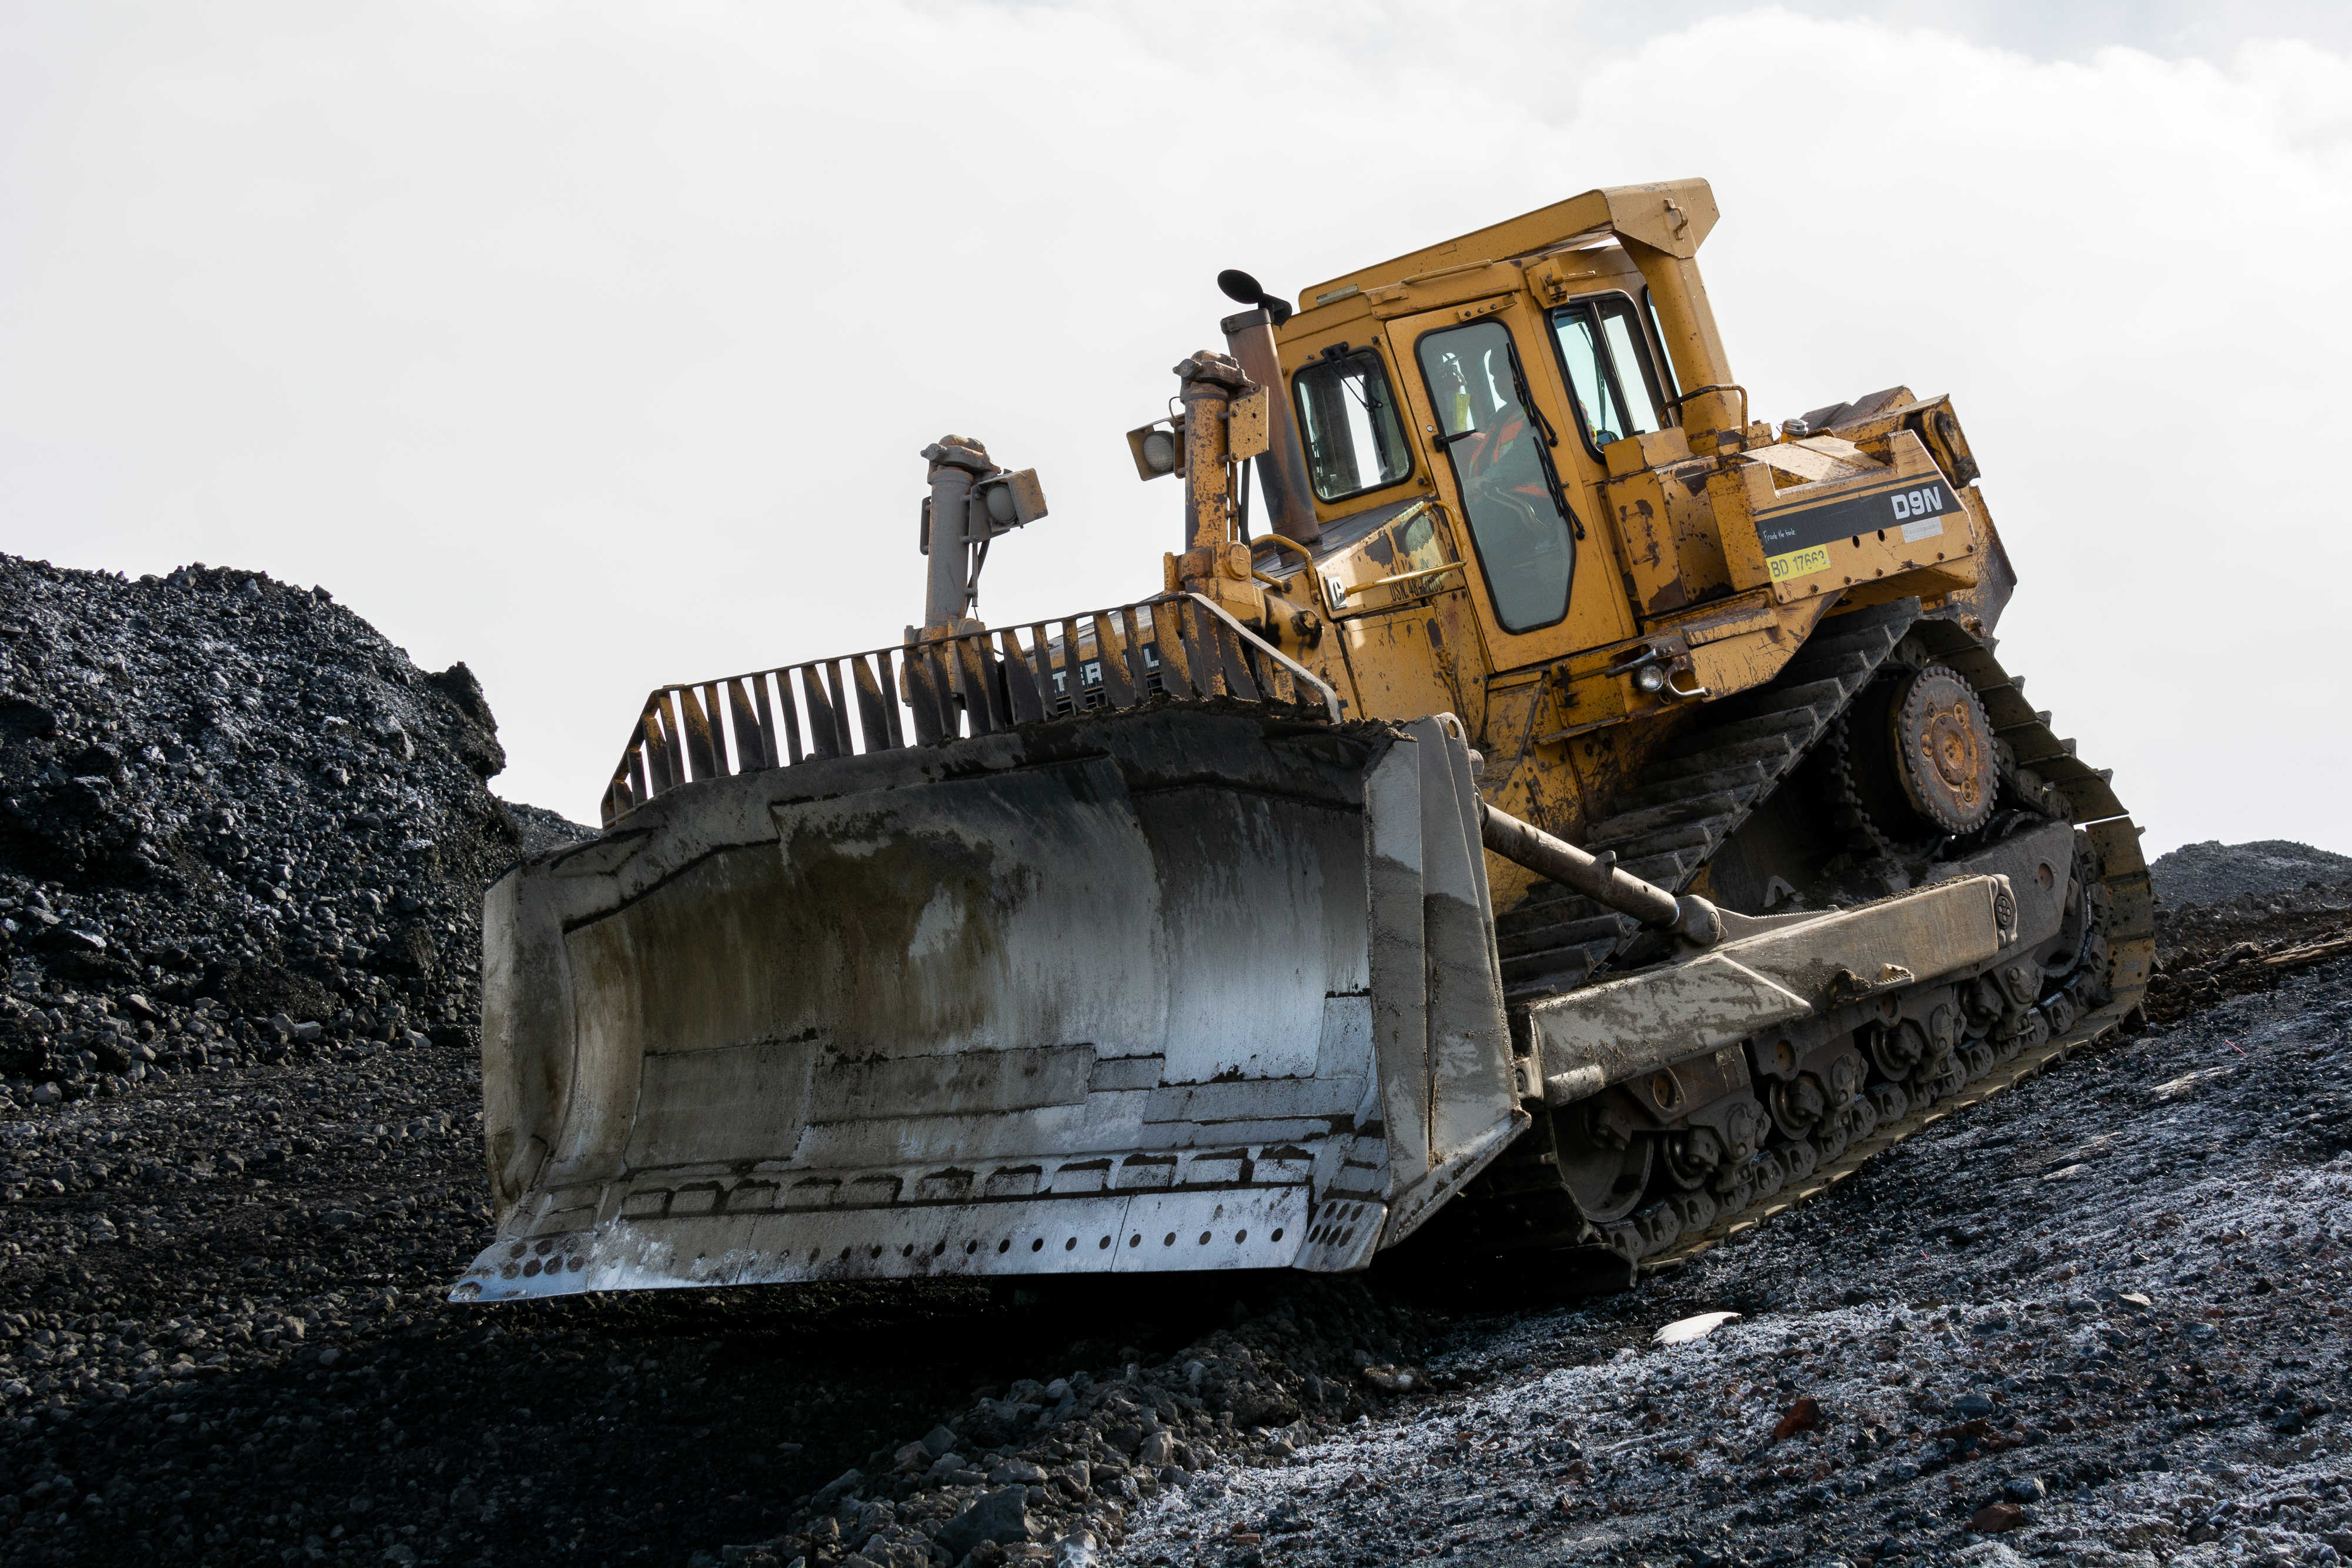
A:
[452,707,1524,1302]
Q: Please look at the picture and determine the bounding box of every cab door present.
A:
[1385,299,1634,674]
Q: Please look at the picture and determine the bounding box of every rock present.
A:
[2002,1475,2046,1503]
[920,1424,960,1458]
[1969,1500,2027,1533]
[1137,1431,1175,1468]
[936,1487,1037,1559]
[1652,1311,1740,1345]
[811,1469,864,1508]
[1951,1393,1997,1418]
[1771,1398,1820,1440]
[990,1459,1048,1486]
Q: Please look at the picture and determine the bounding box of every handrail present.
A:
[1327,561,1464,607]
[1181,593,1341,721]
[1250,533,1314,567]
[597,593,1338,826]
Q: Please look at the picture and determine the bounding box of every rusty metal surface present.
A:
[457,707,1519,1302]
[596,594,1338,828]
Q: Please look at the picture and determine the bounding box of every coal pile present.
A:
[0,552,581,1095]
[2151,839,2352,911]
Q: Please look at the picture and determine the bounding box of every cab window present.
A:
[1550,294,1671,453]
[1416,319,1576,633]
[1293,347,1413,502]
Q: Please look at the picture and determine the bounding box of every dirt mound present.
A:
[2143,875,2352,1026]
[0,554,590,1094]
[2150,838,2352,910]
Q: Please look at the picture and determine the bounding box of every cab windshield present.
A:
[1294,348,1413,502]
[1550,294,1671,452]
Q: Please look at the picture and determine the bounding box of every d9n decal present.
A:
[1756,479,1956,582]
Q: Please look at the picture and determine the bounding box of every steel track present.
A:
[1449,600,2155,1272]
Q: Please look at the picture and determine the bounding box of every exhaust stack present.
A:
[1217,270,1319,546]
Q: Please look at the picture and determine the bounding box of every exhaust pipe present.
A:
[1218,272,1319,546]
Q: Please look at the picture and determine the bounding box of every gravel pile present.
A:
[2151,841,2352,911]
[1117,964,2352,1568]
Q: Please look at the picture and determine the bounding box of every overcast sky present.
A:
[4,2,2348,855]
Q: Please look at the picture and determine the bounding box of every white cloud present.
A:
[1,3,2346,854]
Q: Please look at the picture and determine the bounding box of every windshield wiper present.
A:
[1504,354,1584,539]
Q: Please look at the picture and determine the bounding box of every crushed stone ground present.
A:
[1117,969,2352,1568]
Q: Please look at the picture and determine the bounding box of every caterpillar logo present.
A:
[1890,486,1947,521]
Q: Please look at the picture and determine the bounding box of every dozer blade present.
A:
[452,706,1525,1302]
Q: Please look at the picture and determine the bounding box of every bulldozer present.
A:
[451,178,2150,1304]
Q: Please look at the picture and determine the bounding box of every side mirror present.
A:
[1217,269,1293,326]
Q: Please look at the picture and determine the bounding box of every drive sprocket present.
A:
[1892,664,1998,834]
[1828,658,2000,854]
